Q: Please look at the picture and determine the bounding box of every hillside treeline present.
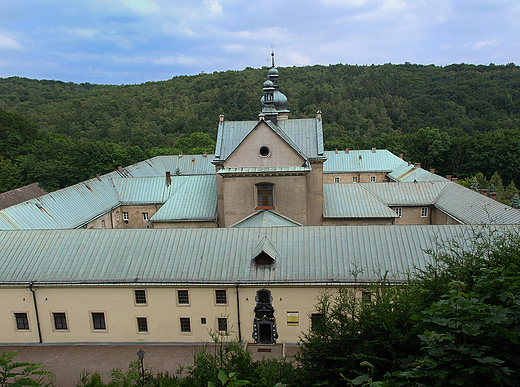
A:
[1,63,520,192]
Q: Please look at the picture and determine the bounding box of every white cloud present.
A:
[464,39,499,50]
[0,32,24,51]
[204,0,223,14]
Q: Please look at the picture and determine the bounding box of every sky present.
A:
[1,0,520,85]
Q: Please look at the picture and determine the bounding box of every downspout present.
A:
[29,283,43,343]
[235,284,242,342]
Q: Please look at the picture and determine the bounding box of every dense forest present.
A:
[0,63,519,197]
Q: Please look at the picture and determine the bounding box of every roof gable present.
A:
[230,210,302,228]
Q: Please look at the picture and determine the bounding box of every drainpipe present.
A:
[235,284,242,342]
[29,283,43,343]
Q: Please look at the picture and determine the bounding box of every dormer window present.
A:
[256,183,274,209]
[255,252,274,266]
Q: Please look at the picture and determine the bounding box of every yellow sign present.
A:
[287,311,299,326]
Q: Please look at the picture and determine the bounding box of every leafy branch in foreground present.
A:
[0,351,54,387]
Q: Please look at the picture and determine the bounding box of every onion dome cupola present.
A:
[259,51,290,123]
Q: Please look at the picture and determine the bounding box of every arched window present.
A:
[256,183,274,208]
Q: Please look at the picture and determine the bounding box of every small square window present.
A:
[334,177,340,184]
[14,313,29,330]
[180,317,191,333]
[352,177,358,183]
[370,176,376,183]
[92,312,106,330]
[201,317,207,324]
[218,317,228,332]
[53,312,68,330]
[142,212,149,221]
[421,207,428,217]
[123,212,129,221]
[177,290,190,305]
[215,290,227,305]
[137,317,148,333]
[135,290,147,305]
[395,207,402,218]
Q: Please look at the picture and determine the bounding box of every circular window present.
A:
[259,146,270,157]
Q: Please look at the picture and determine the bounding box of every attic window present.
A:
[255,252,274,266]
[259,146,270,157]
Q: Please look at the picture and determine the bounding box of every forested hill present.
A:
[1,63,520,196]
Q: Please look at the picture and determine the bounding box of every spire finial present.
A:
[271,45,275,68]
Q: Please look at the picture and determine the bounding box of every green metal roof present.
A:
[323,150,406,173]
[151,176,217,222]
[362,182,448,206]
[230,210,302,228]
[1,226,509,286]
[323,184,397,218]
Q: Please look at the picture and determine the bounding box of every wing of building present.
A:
[1,57,519,345]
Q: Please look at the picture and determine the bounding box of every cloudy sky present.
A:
[1,0,519,85]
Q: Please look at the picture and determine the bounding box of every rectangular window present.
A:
[352,177,358,183]
[134,290,147,305]
[53,312,68,330]
[116,212,120,221]
[14,313,29,330]
[201,317,207,324]
[137,317,148,333]
[395,207,402,218]
[180,317,191,333]
[142,212,149,221]
[91,312,106,330]
[177,290,190,305]
[101,220,105,229]
[215,290,227,305]
[421,207,428,217]
[334,177,340,184]
[370,176,376,183]
[218,317,228,332]
[123,212,129,221]
[256,184,274,208]
[310,313,324,329]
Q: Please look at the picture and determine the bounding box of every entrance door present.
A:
[258,322,273,344]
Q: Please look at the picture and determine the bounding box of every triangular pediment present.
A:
[224,120,308,169]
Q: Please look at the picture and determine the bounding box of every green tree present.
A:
[0,109,38,160]
[0,351,54,387]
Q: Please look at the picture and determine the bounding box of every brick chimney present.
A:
[480,189,488,196]
[345,148,349,154]
[446,175,452,181]
[452,177,458,183]
[430,169,435,174]
[489,192,497,200]
[399,154,404,159]
[166,171,171,185]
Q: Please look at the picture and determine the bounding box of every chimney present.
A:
[166,171,171,185]
[203,152,207,157]
[414,163,421,168]
[430,169,435,174]
[452,177,458,183]
[490,192,497,200]
[345,148,349,154]
[359,155,362,160]
[399,154,404,159]
[335,149,338,154]
[96,174,101,180]
[408,161,412,166]
[118,166,123,173]
[480,189,488,196]
[372,147,376,153]
[219,114,224,122]
[178,153,183,158]
[446,175,452,181]
[316,110,322,120]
